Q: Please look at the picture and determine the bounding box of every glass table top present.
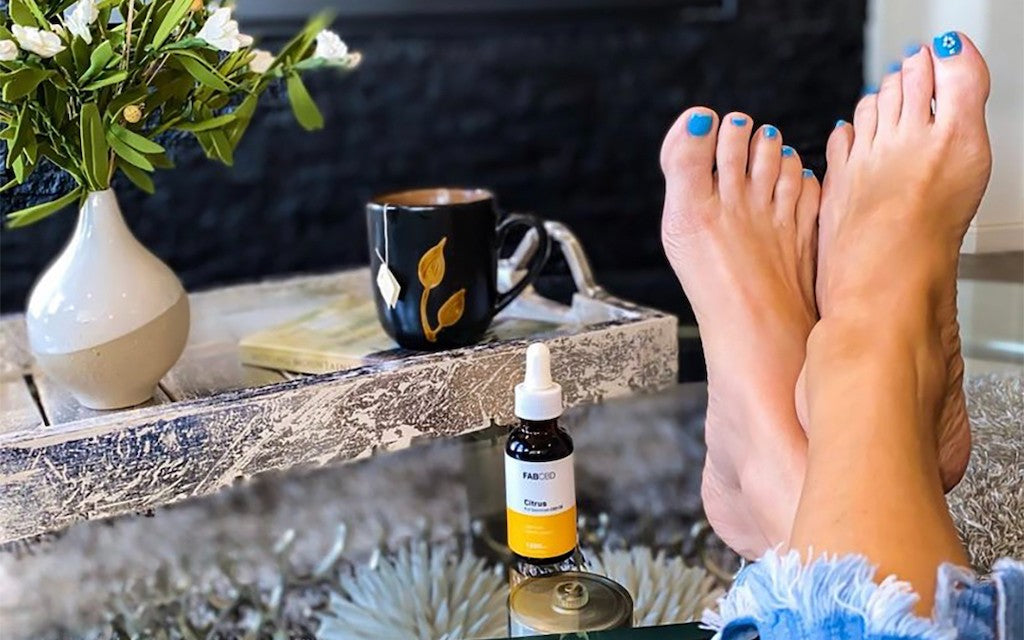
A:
[0,383,736,639]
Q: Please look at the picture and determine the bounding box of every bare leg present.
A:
[791,31,991,610]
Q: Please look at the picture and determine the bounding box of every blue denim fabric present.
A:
[702,550,1024,640]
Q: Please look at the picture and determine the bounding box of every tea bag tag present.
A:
[375,207,401,309]
[376,261,400,309]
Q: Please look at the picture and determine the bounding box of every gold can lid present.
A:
[509,572,633,633]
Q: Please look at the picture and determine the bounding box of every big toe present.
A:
[662,107,719,238]
[661,107,719,197]
[930,31,991,131]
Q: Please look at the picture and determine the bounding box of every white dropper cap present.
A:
[514,343,563,420]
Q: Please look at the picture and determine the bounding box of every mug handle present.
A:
[494,213,551,314]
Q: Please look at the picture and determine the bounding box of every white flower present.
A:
[196,7,253,52]
[247,48,274,73]
[63,0,99,44]
[11,24,66,58]
[313,29,347,61]
[340,51,362,70]
[0,39,18,62]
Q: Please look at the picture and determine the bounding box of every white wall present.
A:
[867,0,1024,253]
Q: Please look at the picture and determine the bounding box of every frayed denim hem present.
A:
[701,550,1024,640]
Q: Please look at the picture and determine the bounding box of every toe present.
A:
[716,112,754,197]
[826,120,853,169]
[748,124,783,201]
[851,92,879,152]
[773,145,804,224]
[660,107,720,200]
[795,169,820,298]
[901,46,935,126]
[929,31,991,133]
[876,68,904,131]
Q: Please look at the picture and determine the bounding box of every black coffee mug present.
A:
[367,188,551,350]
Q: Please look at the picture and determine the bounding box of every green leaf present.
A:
[226,93,258,145]
[286,74,323,131]
[6,187,84,228]
[117,162,156,194]
[147,151,175,169]
[80,102,110,190]
[160,37,206,52]
[135,0,159,53]
[150,0,194,50]
[39,145,83,181]
[175,113,236,132]
[109,122,164,154]
[82,70,128,90]
[79,40,115,84]
[12,154,27,182]
[106,86,150,117]
[71,36,91,74]
[1,68,51,102]
[106,129,154,170]
[174,54,231,92]
[274,12,331,68]
[9,0,46,27]
[8,104,33,167]
[195,129,233,166]
[0,177,19,194]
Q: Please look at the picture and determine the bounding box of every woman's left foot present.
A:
[661,108,819,558]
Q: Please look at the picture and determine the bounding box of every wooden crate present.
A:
[0,227,677,544]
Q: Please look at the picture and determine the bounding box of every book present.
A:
[239,296,397,374]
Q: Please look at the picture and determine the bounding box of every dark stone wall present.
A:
[1,0,865,320]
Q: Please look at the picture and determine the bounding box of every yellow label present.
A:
[506,505,577,558]
[505,454,577,559]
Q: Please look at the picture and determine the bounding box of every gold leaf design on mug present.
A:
[417,237,465,342]
[437,289,466,329]
[418,237,447,290]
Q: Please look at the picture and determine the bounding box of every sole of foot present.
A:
[661,107,819,558]
[812,31,992,491]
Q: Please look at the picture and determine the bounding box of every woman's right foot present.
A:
[812,32,992,490]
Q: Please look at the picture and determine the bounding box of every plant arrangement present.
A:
[0,0,360,227]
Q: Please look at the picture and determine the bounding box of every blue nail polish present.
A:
[781,145,795,158]
[933,31,963,58]
[887,61,902,73]
[835,119,847,128]
[687,113,714,136]
[730,116,748,126]
[904,43,922,57]
[802,168,814,178]
[863,84,879,95]
[764,125,779,139]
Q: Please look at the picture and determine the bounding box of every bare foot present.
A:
[661,108,819,558]
[813,32,992,491]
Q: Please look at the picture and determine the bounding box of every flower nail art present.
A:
[933,31,963,58]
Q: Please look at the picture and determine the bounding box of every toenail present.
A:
[802,168,814,178]
[904,43,922,57]
[887,61,902,73]
[835,119,847,128]
[730,116,748,126]
[687,113,714,136]
[763,126,779,139]
[862,84,879,95]
[933,31,963,58]
[781,145,796,157]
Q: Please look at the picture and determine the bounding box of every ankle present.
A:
[802,316,947,441]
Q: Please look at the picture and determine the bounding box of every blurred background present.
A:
[2,0,1021,378]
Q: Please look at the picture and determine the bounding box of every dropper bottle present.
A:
[505,343,578,575]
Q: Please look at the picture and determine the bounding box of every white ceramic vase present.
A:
[26,189,190,409]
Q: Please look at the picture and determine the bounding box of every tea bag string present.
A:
[376,205,390,265]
